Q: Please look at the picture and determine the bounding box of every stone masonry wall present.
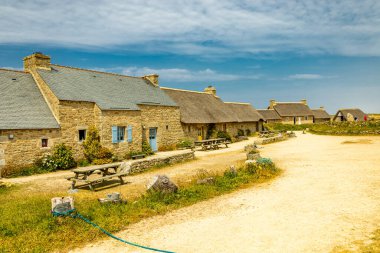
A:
[0,129,60,177]
[226,122,261,137]
[140,105,185,150]
[281,116,314,125]
[100,110,142,158]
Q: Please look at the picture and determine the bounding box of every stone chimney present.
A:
[23,52,51,71]
[204,85,216,96]
[269,99,276,109]
[320,106,325,110]
[143,74,159,87]
[300,99,307,105]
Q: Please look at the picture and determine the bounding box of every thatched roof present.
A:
[272,103,314,117]
[257,109,281,120]
[312,109,331,119]
[334,109,367,121]
[224,102,263,122]
[162,87,261,124]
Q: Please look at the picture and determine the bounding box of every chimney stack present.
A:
[300,99,307,105]
[320,106,325,110]
[23,52,51,71]
[143,74,159,87]
[269,99,276,109]
[204,85,216,96]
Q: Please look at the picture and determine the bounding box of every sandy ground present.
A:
[70,133,380,253]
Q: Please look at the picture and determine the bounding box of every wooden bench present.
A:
[131,154,146,160]
[67,162,130,191]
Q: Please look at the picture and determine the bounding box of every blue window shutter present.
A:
[112,126,118,143]
[127,125,133,143]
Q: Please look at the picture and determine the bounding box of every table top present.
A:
[194,138,226,144]
[72,162,122,173]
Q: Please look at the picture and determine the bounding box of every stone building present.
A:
[0,53,184,175]
[257,109,282,123]
[162,86,263,140]
[312,107,331,123]
[333,109,367,122]
[268,99,314,125]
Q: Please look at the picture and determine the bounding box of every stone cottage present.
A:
[257,109,282,123]
[0,53,184,175]
[161,86,263,140]
[312,107,331,123]
[333,109,367,122]
[268,99,314,125]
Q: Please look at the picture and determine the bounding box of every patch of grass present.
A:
[265,123,312,132]
[0,161,281,252]
[331,229,380,253]
[341,139,373,144]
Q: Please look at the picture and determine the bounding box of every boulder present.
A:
[245,160,256,165]
[147,175,178,193]
[229,165,238,176]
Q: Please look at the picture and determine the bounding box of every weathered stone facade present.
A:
[0,129,60,176]
[280,116,314,125]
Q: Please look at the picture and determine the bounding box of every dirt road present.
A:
[72,134,380,253]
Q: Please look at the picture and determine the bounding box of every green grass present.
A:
[0,161,280,253]
[265,122,380,136]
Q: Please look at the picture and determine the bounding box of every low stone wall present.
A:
[128,150,195,174]
[255,135,288,145]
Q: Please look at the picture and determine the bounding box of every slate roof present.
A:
[0,69,59,130]
[257,109,281,120]
[334,109,367,121]
[37,65,177,110]
[312,109,331,119]
[162,88,262,124]
[272,103,314,117]
[224,102,263,122]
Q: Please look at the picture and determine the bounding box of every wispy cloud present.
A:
[0,1,379,56]
[93,66,258,82]
[288,74,324,80]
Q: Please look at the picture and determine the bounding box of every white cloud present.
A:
[288,74,323,80]
[93,66,258,82]
[0,1,380,56]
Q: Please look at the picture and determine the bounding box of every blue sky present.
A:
[1,0,380,113]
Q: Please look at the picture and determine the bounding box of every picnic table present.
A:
[194,138,230,151]
[66,162,130,191]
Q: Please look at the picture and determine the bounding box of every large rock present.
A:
[147,175,178,193]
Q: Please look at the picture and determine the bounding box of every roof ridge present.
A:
[51,64,143,79]
[275,102,305,104]
[339,108,362,110]
[161,86,208,95]
[224,102,251,105]
[0,68,27,74]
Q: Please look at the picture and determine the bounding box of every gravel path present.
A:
[71,133,380,253]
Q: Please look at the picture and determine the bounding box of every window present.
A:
[112,126,126,143]
[41,138,48,148]
[305,116,308,120]
[166,125,169,130]
[78,129,86,141]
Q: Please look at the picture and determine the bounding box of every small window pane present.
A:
[41,139,48,147]
[117,127,125,141]
[79,130,86,141]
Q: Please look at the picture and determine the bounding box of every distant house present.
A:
[0,53,184,173]
[312,107,331,123]
[333,109,367,122]
[257,109,282,123]
[162,86,263,140]
[268,99,314,125]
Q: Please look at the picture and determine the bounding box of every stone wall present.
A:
[140,105,185,150]
[281,116,314,125]
[0,129,61,177]
[128,150,194,174]
[226,122,262,137]
[100,110,142,158]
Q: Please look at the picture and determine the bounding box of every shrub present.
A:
[96,147,113,159]
[158,144,176,152]
[216,131,232,141]
[82,126,102,163]
[41,144,76,171]
[237,129,245,136]
[92,158,113,165]
[245,129,251,136]
[142,141,154,155]
[176,138,194,149]
[246,158,276,177]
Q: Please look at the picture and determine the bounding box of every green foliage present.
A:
[142,141,154,155]
[40,144,76,171]
[176,138,194,149]
[82,125,102,163]
[0,160,281,252]
[206,123,217,139]
[216,131,232,141]
[82,126,115,164]
[265,123,312,132]
[237,129,245,136]
[246,158,277,177]
[245,129,251,136]
[76,159,90,167]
